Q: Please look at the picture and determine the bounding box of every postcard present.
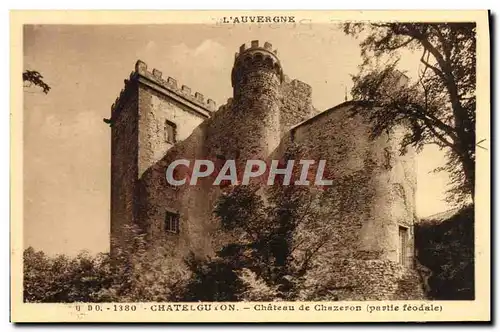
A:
[11,10,490,323]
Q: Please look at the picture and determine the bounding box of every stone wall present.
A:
[231,41,283,162]
[274,101,423,299]
[136,103,232,258]
[301,258,425,301]
[135,60,213,176]
[110,81,139,250]
[110,60,216,252]
[136,101,419,270]
[136,121,212,256]
[287,101,417,263]
[280,76,316,133]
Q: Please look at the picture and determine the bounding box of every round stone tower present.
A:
[230,40,284,161]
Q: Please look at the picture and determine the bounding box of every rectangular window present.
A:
[399,226,408,267]
[165,211,180,234]
[165,120,177,144]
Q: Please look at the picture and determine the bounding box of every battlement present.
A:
[107,61,216,125]
[133,60,216,112]
[234,40,279,60]
[232,40,284,87]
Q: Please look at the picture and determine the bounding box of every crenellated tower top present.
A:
[231,40,284,87]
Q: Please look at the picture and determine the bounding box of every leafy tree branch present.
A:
[23,70,51,94]
[344,22,476,203]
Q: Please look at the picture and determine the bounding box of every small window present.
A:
[165,211,180,234]
[398,226,408,267]
[165,120,177,144]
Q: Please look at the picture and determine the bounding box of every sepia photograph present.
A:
[11,10,490,322]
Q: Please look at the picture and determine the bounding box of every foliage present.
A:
[95,224,190,302]
[23,248,111,303]
[344,23,476,204]
[180,151,368,301]
[178,184,287,301]
[180,253,245,301]
[23,70,51,94]
[25,189,473,302]
[23,224,189,303]
[236,268,279,301]
[415,205,474,300]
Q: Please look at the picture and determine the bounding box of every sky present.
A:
[23,24,452,256]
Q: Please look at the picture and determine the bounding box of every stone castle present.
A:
[106,40,424,300]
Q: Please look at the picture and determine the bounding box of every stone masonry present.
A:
[107,40,425,300]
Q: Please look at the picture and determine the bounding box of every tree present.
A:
[180,183,295,301]
[23,247,111,302]
[343,23,476,203]
[415,205,474,300]
[98,223,190,302]
[180,145,376,301]
[23,224,190,303]
[23,70,51,94]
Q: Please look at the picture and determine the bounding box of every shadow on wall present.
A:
[415,205,475,300]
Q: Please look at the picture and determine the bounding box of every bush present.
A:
[415,205,474,300]
[23,248,112,302]
[178,181,347,302]
[23,224,190,303]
